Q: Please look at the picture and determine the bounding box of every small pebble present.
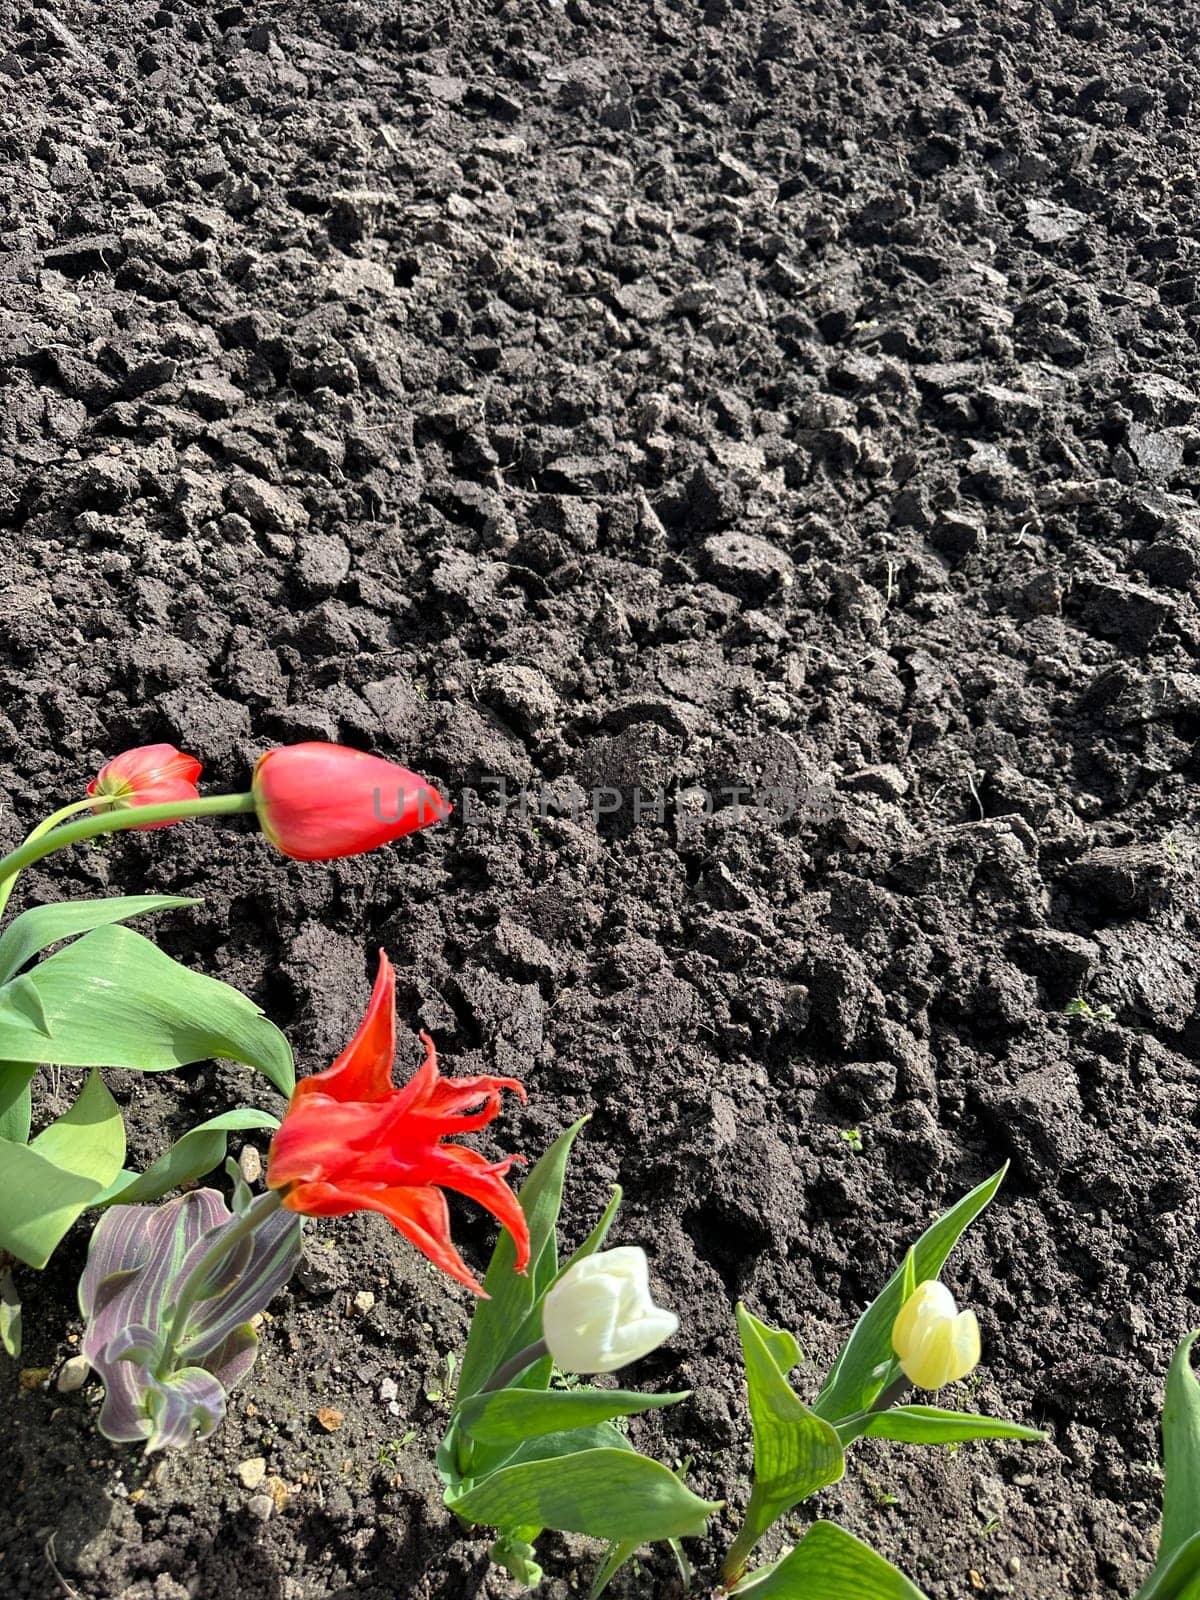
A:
[19,1367,51,1390]
[239,1146,263,1184]
[352,1290,376,1316]
[265,1474,291,1511]
[246,1494,275,1522]
[378,1377,399,1404]
[56,1355,90,1393]
[316,1406,344,1433]
[238,1457,267,1490]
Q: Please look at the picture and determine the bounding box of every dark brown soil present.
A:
[3,1,1200,1596]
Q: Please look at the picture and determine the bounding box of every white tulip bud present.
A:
[541,1246,679,1374]
[892,1279,980,1390]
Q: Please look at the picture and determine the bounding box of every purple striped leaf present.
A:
[80,1186,302,1452]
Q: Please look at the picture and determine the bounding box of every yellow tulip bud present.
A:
[892,1280,980,1390]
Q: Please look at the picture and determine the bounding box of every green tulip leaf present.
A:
[814,1166,1007,1424]
[447,1446,720,1545]
[1136,1528,1200,1600]
[729,1305,845,1575]
[457,1116,589,1402]
[0,1063,37,1144]
[732,1520,930,1598]
[0,1070,126,1267]
[90,1108,281,1208]
[0,924,294,1095]
[855,1405,1046,1447]
[0,895,199,986]
[457,1383,689,1447]
[1159,1333,1200,1576]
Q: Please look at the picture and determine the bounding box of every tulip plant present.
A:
[438,1120,716,1594]
[0,741,447,1356]
[717,1164,1044,1596]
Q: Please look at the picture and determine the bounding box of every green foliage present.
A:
[814,1165,1007,1426]
[0,906,293,1284]
[446,1448,719,1546]
[443,1130,715,1591]
[0,923,293,1092]
[730,1521,930,1599]
[855,1405,1045,1447]
[0,894,199,987]
[456,1117,589,1404]
[457,1384,689,1448]
[0,1070,125,1268]
[91,1109,280,1208]
[1136,1334,1200,1600]
[724,1306,844,1577]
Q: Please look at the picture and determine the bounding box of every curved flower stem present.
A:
[157,1187,285,1380]
[480,1338,550,1394]
[0,793,257,888]
[0,798,99,921]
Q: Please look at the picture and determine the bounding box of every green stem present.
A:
[0,793,257,888]
[454,1337,552,1478]
[480,1338,550,1394]
[158,1187,285,1378]
[0,799,98,921]
[831,1374,913,1442]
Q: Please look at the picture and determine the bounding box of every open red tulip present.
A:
[266,951,528,1294]
[87,744,203,829]
[252,742,450,861]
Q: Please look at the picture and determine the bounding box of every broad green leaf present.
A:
[733,1520,930,1598]
[591,1479,694,1598]
[855,1405,1045,1447]
[457,1383,689,1447]
[0,895,199,985]
[447,1447,720,1544]
[754,1317,803,1378]
[0,1063,36,1143]
[0,1071,126,1267]
[814,1166,1007,1424]
[1161,1334,1200,1574]
[91,1109,280,1207]
[506,1422,634,1464]
[3,974,51,1035]
[730,1305,845,1572]
[457,1117,589,1402]
[0,924,294,1095]
[1137,1528,1200,1600]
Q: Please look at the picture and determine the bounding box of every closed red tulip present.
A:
[266,951,528,1294]
[252,742,449,862]
[87,744,203,829]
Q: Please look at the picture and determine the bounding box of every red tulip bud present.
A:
[252,742,449,862]
[87,744,203,829]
